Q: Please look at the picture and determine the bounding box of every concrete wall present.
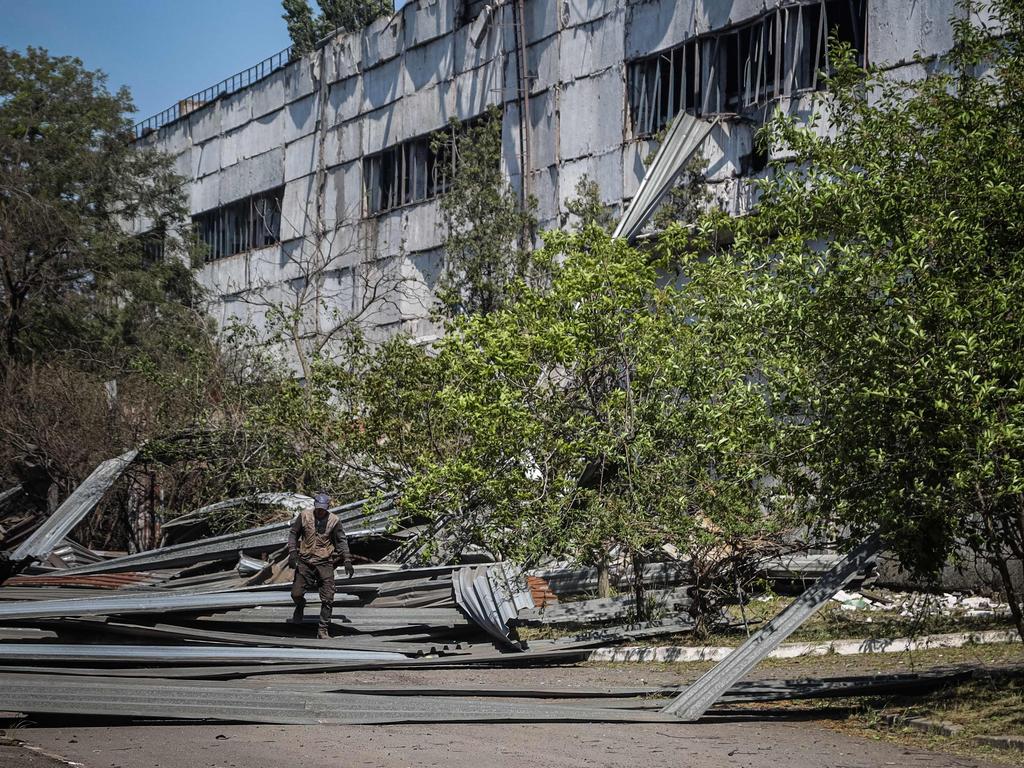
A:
[137,0,966,369]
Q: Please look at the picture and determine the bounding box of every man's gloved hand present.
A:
[288,550,299,569]
[344,560,355,578]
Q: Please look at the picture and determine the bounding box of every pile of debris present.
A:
[2,451,1012,727]
[0,452,700,676]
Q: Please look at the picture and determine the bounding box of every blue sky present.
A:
[0,0,294,124]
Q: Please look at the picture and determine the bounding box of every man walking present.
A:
[288,492,354,639]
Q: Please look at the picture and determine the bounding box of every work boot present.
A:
[290,606,303,624]
[317,626,330,640]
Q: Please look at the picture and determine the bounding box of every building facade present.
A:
[135,0,966,365]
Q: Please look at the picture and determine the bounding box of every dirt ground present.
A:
[3,647,1020,768]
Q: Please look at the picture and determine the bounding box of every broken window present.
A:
[363,134,450,216]
[363,114,490,217]
[192,186,284,262]
[627,0,867,135]
[138,226,167,266]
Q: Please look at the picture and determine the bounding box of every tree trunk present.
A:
[632,551,647,622]
[597,551,610,599]
[983,511,1024,640]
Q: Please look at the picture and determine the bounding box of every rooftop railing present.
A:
[133,46,293,140]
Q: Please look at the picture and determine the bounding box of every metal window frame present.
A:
[625,0,867,134]
[193,186,284,263]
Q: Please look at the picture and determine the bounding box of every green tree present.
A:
[712,1,1024,636]
[432,107,539,317]
[0,47,196,375]
[564,175,614,232]
[402,227,797,630]
[282,0,392,56]
[0,48,219,542]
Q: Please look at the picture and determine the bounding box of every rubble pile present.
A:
[0,452,1016,726]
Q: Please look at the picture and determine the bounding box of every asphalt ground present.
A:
[3,647,1018,768]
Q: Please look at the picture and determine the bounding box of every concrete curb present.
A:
[972,735,1024,752]
[588,629,1020,663]
[882,716,1024,753]
[882,714,963,736]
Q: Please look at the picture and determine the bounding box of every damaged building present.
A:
[133,0,967,361]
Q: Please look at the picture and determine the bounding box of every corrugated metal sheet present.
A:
[613,112,719,242]
[61,498,400,575]
[453,563,534,650]
[7,450,138,564]
[0,588,303,621]
[0,672,675,724]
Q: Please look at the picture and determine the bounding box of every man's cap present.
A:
[313,492,330,510]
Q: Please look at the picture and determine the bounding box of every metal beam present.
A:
[0,643,406,664]
[661,534,882,721]
[0,589,360,621]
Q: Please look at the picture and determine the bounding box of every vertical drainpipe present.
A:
[511,0,532,209]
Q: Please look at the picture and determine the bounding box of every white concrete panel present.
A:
[250,146,290,195]
[558,149,623,219]
[523,0,561,42]
[563,0,618,28]
[359,207,405,264]
[203,254,254,301]
[404,34,455,93]
[453,5,505,74]
[283,94,318,144]
[559,69,624,159]
[150,118,193,155]
[219,126,244,170]
[281,175,315,241]
[234,110,286,162]
[559,13,625,82]
[451,62,502,117]
[509,34,559,95]
[362,14,403,68]
[285,133,318,182]
[251,68,289,120]
[218,148,284,203]
[402,198,445,252]
[323,120,363,165]
[326,34,363,83]
[869,0,961,65]
[326,76,363,127]
[702,120,748,183]
[403,0,456,47]
[362,56,408,111]
[188,103,222,145]
[281,58,317,104]
[391,85,451,144]
[528,88,559,170]
[172,146,195,180]
[190,174,220,213]
[220,89,253,133]
[530,164,559,222]
[501,102,524,183]
[317,265,357,331]
[325,162,365,230]
[400,248,443,319]
[196,138,223,179]
[621,140,649,200]
[363,104,405,155]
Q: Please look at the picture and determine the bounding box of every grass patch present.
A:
[817,671,1024,765]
